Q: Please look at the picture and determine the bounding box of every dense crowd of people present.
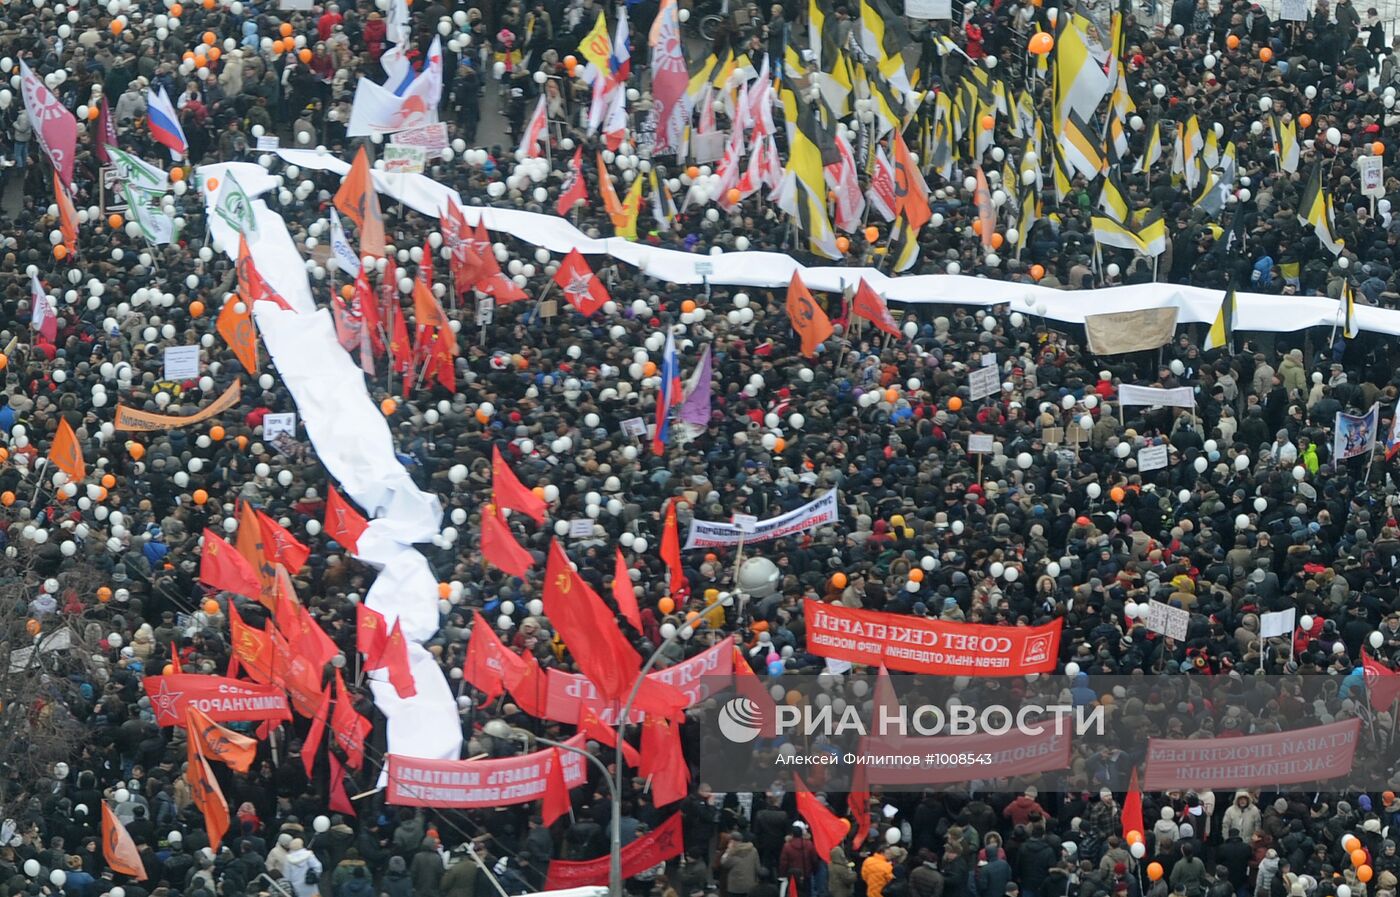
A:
[9,3,1400,897]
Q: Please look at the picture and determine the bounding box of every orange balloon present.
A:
[947,396,964,411]
[884,388,899,403]
[203,30,216,44]
[0,356,7,373]
[1147,864,1164,882]
[279,22,292,36]
[202,0,214,10]
[686,166,700,179]
[437,582,452,598]
[532,486,547,499]
[381,398,398,415]
[0,446,7,461]
[643,361,658,377]
[86,105,99,120]
[865,226,880,243]
[681,299,697,313]
[972,218,984,235]
[189,300,205,317]
[991,232,1005,249]
[1352,850,1367,868]
[773,437,786,453]
[110,19,124,34]
[909,569,925,582]
[163,664,175,675]
[1299,113,1313,128]
[1110,486,1126,503]
[1374,141,1386,155]
[97,586,112,602]
[26,619,40,636]
[209,425,225,441]
[108,214,124,229]
[203,599,220,615]
[475,409,490,424]
[1028,32,1054,54]
[1226,34,1240,48]
[1259,47,1272,61]
[53,244,67,260]
[1344,835,1361,852]
[659,597,676,614]
[1125,831,1144,846]
[193,489,208,505]
[170,167,185,182]
[0,492,13,506]
[980,114,995,131]
[1359,866,1374,883]
[1029,264,1046,280]
[237,435,248,450]
[127,442,145,460]
[564,55,578,74]
[836,235,851,253]
[101,474,116,489]
[831,572,848,589]
[208,47,221,61]
[299,48,313,63]
[169,2,182,14]
[272,39,285,54]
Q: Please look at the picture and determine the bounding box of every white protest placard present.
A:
[968,434,995,454]
[256,135,280,151]
[906,0,952,16]
[383,145,426,174]
[621,417,648,439]
[568,518,595,538]
[162,345,200,380]
[690,131,726,163]
[263,412,297,441]
[694,260,715,278]
[1118,384,1197,409]
[1260,608,1297,638]
[1360,155,1385,198]
[982,353,997,367]
[969,364,1001,401]
[390,123,449,158]
[732,513,758,533]
[476,296,495,326]
[1138,443,1169,472]
[1146,600,1190,641]
[1280,0,1308,19]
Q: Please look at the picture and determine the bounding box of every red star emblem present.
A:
[149,678,184,723]
[562,272,594,302]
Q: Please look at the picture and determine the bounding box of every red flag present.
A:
[543,540,642,702]
[270,628,328,719]
[199,529,263,599]
[786,272,834,358]
[639,715,689,807]
[613,547,642,631]
[501,646,549,717]
[368,618,417,698]
[795,775,851,861]
[733,647,780,737]
[356,603,389,661]
[352,267,384,354]
[235,500,277,609]
[1120,766,1145,838]
[554,248,610,316]
[186,735,230,852]
[974,166,995,251]
[95,98,117,166]
[257,510,310,573]
[186,705,258,774]
[324,485,369,553]
[101,802,148,880]
[556,148,588,216]
[274,566,338,667]
[169,641,182,674]
[217,292,259,374]
[891,130,931,231]
[493,446,547,524]
[481,505,535,578]
[237,234,294,310]
[463,609,517,703]
[412,270,452,333]
[849,765,871,849]
[335,146,386,257]
[302,685,333,778]
[660,499,690,604]
[228,604,278,684]
[578,702,641,767]
[327,752,356,815]
[541,748,573,825]
[441,202,483,291]
[472,223,529,303]
[1364,650,1400,710]
[851,279,902,338]
[55,177,77,255]
[330,670,372,770]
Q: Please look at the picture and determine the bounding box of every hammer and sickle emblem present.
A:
[555,574,572,593]
[796,296,817,322]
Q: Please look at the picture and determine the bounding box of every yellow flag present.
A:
[616,175,643,240]
[578,11,612,75]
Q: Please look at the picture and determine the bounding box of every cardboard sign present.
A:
[1145,600,1190,641]
[1137,443,1169,471]
[383,145,426,174]
[256,136,280,151]
[568,518,595,538]
[540,299,558,318]
[1041,426,1064,445]
[263,412,297,441]
[1066,425,1090,444]
[621,417,648,438]
[162,345,200,380]
[968,433,995,454]
[969,364,1001,401]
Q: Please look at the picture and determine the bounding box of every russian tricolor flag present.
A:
[145,86,187,159]
[651,330,682,456]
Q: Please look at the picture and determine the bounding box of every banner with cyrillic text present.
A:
[385,734,587,807]
[1143,718,1360,790]
[803,599,1062,676]
[142,674,292,726]
[545,636,734,724]
[683,490,839,549]
[545,814,683,889]
[1117,384,1196,409]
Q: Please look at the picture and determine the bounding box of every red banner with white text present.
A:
[1143,719,1361,790]
[545,636,735,724]
[385,734,588,807]
[803,600,1062,676]
[545,813,684,889]
[142,674,293,726]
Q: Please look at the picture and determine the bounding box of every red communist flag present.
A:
[492,446,547,523]
[501,646,549,717]
[301,685,333,778]
[472,223,529,303]
[553,248,610,316]
[1120,766,1145,838]
[660,499,690,604]
[257,509,311,573]
[324,484,369,553]
[368,618,417,698]
[356,603,389,662]
[186,705,258,774]
[543,540,641,702]
[186,733,230,852]
[613,547,642,631]
[199,530,263,599]
[1364,650,1400,709]
[577,702,641,767]
[481,505,536,578]
[541,748,573,825]
[851,279,902,338]
[463,609,516,703]
[555,147,588,216]
[795,775,851,862]
[330,670,372,770]
[228,604,277,684]
[101,801,147,880]
[639,715,689,807]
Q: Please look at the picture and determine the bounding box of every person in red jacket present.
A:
[778,825,821,897]
[363,11,387,62]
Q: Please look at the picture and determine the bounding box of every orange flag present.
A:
[217,294,259,374]
[334,146,386,257]
[891,130,931,231]
[974,166,995,251]
[185,732,230,852]
[236,501,276,609]
[785,272,833,358]
[101,802,147,880]
[186,705,257,773]
[598,150,625,220]
[55,178,77,255]
[412,274,452,333]
[49,417,86,482]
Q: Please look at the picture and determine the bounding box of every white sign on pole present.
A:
[1279,0,1308,20]
[1260,608,1297,638]
[1137,443,1169,472]
[568,518,595,538]
[969,364,1001,401]
[1360,155,1385,198]
[476,296,495,326]
[968,434,995,454]
[621,417,648,438]
[732,513,758,533]
[1145,600,1190,641]
[263,412,297,441]
[162,345,200,380]
[256,136,280,151]
[906,0,952,17]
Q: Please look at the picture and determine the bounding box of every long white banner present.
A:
[1117,384,1197,409]
[682,490,839,549]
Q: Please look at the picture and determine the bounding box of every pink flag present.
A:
[826,132,866,233]
[95,98,117,165]
[517,95,548,159]
[647,0,688,156]
[19,61,77,189]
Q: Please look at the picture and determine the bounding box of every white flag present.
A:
[329,208,361,275]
